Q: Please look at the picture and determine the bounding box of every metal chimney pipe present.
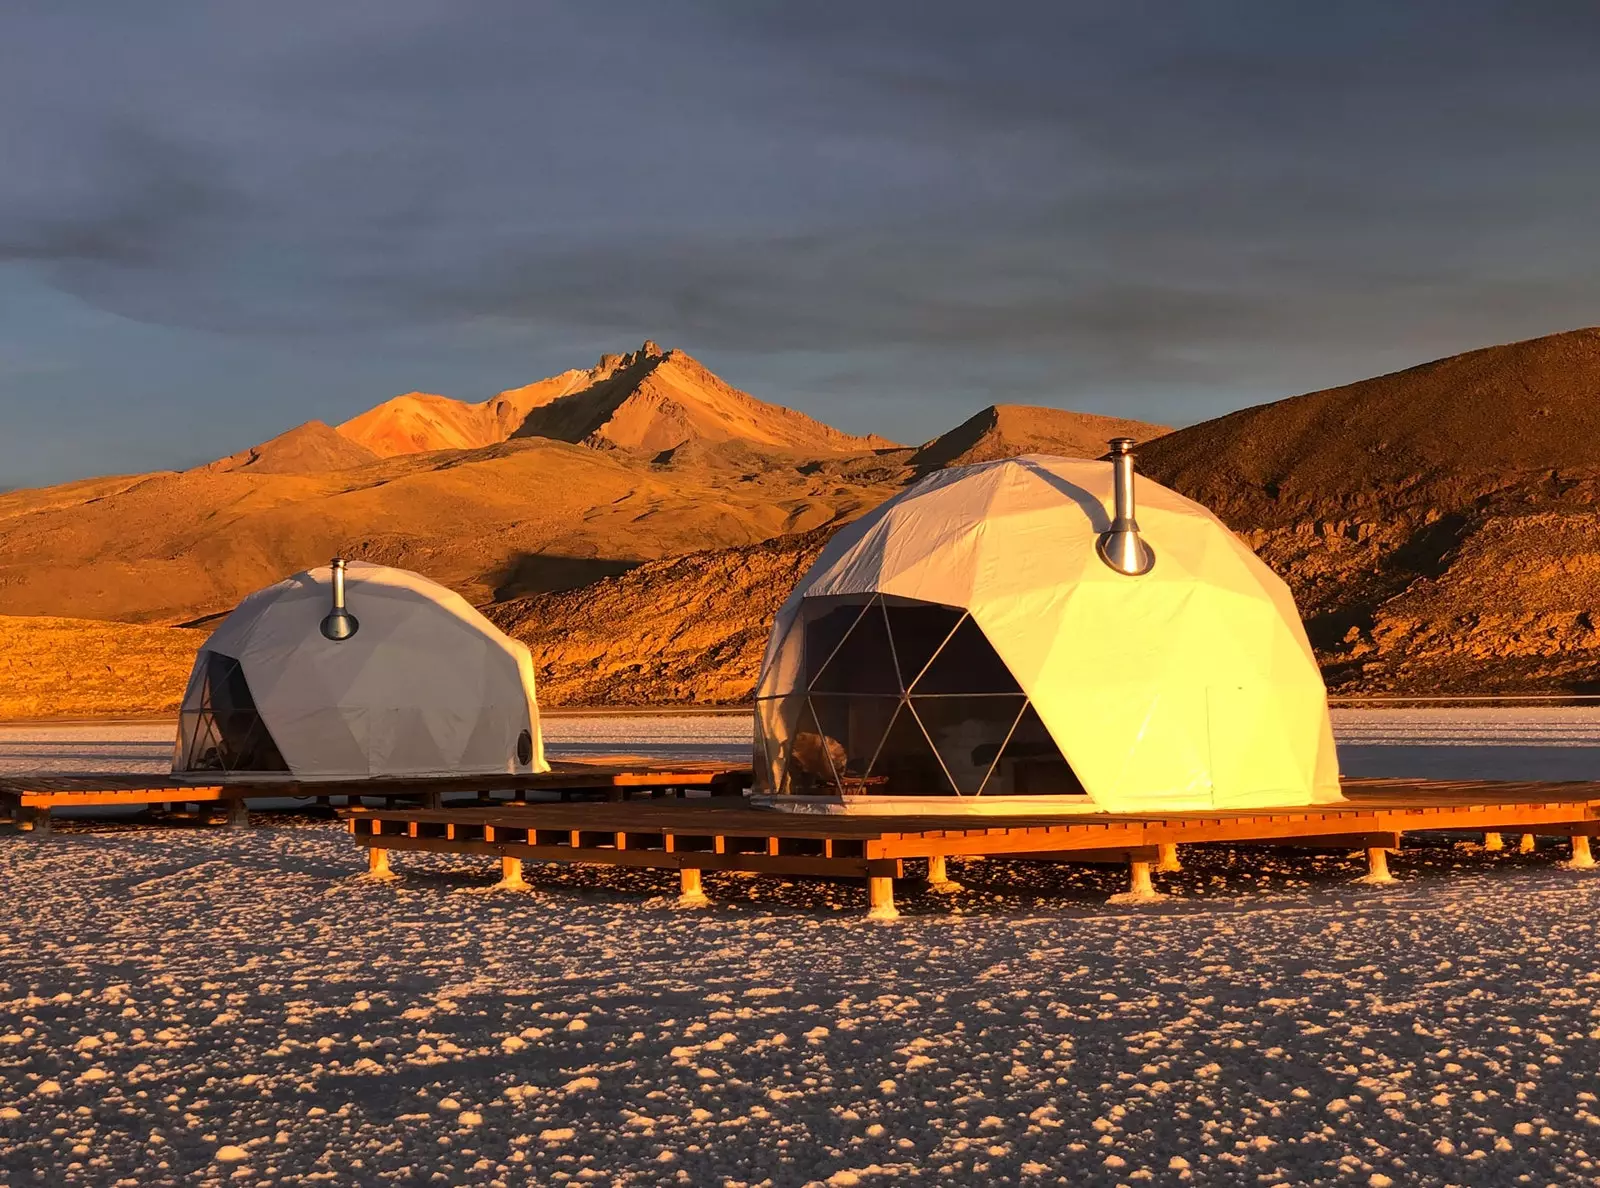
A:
[319,557,360,641]
[1096,438,1155,576]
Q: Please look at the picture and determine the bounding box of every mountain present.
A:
[909,404,1170,472]
[1140,326,1600,692]
[338,342,895,459]
[16,327,1600,712]
[204,421,380,475]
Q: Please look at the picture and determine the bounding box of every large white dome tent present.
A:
[752,445,1342,814]
[173,560,547,780]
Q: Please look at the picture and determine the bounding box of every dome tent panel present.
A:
[752,452,1340,814]
[260,703,371,778]
[173,560,545,781]
[369,705,452,776]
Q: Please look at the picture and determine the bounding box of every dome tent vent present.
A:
[1095,438,1155,576]
[320,557,360,641]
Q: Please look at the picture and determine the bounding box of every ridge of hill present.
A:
[337,363,617,457]
[204,421,380,475]
[1141,327,1600,524]
[337,342,895,459]
[910,404,1170,471]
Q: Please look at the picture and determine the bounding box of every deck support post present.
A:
[1569,835,1596,869]
[867,876,899,921]
[926,855,962,895]
[1129,860,1155,897]
[497,855,529,890]
[1520,833,1537,854]
[1156,843,1182,873]
[1359,846,1395,884]
[677,867,710,908]
[1484,832,1504,852]
[1107,855,1165,904]
[222,799,250,830]
[422,791,443,811]
[18,807,51,836]
[367,847,394,879]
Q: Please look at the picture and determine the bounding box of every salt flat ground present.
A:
[1,711,1599,1187]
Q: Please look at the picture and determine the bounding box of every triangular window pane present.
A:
[910,695,1028,796]
[207,654,252,716]
[808,694,901,793]
[185,713,225,771]
[812,598,900,694]
[802,601,872,688]
[783,698,845,795]
[982,702,1087,796]
[884,601,966,691]
[866,702,956,796]
[912,616,1022,694]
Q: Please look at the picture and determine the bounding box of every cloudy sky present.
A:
[3,1,1599,487]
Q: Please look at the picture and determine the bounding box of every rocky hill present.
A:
[0,616,199,719]
[488,530,830,705]
[1141,326,1600,692]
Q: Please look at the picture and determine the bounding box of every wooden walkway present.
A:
[341,777,1600,917]
[0,762,750,833]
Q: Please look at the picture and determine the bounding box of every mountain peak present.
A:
[909,403,1170,472]
[338,342,895,459]
[203,420,380,475]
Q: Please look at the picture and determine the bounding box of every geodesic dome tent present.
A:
[173,561,547,780]
[752,453,1341,814]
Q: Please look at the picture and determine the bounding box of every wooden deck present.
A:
[341,777,1600,917]
[0,762,751,832]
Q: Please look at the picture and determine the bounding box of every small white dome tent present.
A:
[173,560,547,780]
[752,450,1341,814]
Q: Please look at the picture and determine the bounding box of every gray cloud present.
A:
[2,0,1600,485]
